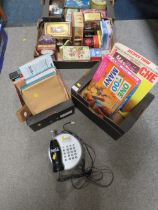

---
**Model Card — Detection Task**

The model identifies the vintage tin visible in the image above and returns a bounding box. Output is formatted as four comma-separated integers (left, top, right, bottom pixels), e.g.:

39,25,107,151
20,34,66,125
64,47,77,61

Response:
62,46,90,61
80,9,107,18
72,12,84,43
44,22,72,39
84,12,101,30
84,12,101,22
83,37,94,47
64,8,79,22
90,0,106,9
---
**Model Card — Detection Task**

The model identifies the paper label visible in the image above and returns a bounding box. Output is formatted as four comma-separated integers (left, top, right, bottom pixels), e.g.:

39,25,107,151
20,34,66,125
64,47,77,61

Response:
72,85,79,92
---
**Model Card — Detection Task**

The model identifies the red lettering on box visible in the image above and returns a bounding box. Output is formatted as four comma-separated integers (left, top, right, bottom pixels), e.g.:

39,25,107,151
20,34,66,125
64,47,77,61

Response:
140,57,151,65
128,49,141,59
139,67,158,83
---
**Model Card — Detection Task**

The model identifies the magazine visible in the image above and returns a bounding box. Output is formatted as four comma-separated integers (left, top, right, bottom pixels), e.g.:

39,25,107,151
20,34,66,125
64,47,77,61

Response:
82,55,140,117
111,43,158,112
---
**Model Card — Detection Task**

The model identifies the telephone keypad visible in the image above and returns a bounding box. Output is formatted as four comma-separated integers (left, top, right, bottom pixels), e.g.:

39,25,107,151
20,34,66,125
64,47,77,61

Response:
62,144,78,162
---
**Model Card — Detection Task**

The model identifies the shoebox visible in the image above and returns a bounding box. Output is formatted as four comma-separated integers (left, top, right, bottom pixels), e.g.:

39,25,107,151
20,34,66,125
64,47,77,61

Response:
9,68,75,131
71,63,155,140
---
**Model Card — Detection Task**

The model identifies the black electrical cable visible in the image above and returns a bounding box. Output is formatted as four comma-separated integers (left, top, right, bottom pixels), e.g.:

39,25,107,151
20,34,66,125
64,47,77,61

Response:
57,122,114,189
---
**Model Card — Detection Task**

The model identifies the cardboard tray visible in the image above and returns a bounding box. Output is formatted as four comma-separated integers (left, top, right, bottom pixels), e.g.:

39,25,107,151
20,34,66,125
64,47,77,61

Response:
35,0,115,69
35,18,100,69
9,70,75,131
71,63,155,140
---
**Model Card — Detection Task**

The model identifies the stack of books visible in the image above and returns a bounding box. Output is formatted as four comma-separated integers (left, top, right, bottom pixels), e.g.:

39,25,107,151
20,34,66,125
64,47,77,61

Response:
14,54,69,115
19,54,56,88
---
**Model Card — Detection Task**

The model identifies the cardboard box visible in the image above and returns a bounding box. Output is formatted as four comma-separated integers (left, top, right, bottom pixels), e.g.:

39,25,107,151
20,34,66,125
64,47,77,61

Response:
35,17,114,68
21,74,69,115
35,18,99,69
71,63,154,140
37,0,115,68
9,69,75,131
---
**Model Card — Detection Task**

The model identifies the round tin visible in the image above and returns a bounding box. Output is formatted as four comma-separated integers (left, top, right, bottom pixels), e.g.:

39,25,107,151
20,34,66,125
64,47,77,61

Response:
83,38,94,47
91,0,106,9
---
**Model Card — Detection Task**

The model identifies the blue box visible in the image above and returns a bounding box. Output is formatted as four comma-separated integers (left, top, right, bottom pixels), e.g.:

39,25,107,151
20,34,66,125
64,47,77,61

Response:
0,24,8,73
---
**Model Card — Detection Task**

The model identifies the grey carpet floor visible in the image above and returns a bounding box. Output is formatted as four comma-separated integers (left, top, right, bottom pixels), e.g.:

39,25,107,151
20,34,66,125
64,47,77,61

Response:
0,20,158,210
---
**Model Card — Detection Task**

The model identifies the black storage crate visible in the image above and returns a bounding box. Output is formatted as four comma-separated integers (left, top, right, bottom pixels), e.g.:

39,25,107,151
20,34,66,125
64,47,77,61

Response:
71,63,155,140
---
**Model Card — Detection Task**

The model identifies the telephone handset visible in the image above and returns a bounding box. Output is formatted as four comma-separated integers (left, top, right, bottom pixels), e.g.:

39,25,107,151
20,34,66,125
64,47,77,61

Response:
49,132,82,172
49,139,64,172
